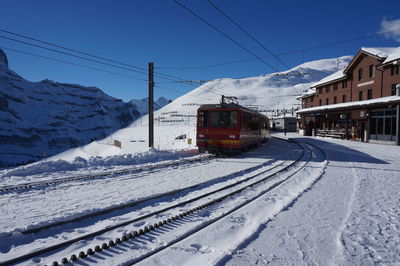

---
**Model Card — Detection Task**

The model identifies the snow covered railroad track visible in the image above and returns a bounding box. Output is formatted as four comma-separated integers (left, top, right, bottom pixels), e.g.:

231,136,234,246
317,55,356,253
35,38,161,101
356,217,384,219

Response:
0,155,213,194
0,139,324,266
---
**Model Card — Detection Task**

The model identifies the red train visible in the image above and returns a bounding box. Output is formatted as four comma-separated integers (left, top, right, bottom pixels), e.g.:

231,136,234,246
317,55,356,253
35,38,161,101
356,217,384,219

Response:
196,97,270,154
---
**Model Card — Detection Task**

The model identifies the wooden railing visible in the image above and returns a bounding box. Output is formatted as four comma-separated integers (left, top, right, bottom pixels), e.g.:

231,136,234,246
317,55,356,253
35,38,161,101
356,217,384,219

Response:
316,129,347,139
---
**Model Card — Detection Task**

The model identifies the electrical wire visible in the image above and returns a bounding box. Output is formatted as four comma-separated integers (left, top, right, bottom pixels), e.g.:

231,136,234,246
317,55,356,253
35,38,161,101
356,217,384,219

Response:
155,84,217,102
0,30,194,83
206,0,290,70
0,28,147,72
0,46,148,82
0,35,150,75
172,0,280,72
157,28,400,70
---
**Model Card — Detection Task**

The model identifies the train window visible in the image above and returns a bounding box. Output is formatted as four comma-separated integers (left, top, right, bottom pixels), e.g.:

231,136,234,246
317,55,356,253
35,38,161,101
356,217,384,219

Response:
228,111,238,127
210,111,238,128
198,111,208,128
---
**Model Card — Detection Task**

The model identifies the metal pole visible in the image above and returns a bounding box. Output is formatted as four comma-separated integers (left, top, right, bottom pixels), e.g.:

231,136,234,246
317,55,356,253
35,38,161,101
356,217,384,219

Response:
148,62,154,148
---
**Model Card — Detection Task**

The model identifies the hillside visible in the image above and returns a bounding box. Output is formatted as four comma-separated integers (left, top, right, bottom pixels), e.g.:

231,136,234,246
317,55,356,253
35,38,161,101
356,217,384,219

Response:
0,49,151,166
46,55,352,164
129,96,171,115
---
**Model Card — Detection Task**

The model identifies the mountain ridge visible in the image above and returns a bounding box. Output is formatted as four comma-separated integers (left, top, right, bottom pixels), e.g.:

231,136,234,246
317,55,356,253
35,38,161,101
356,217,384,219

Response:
0,49,170,166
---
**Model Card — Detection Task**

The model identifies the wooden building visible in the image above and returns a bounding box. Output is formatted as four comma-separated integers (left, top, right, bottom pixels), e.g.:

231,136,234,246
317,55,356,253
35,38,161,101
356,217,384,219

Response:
297,47,400,145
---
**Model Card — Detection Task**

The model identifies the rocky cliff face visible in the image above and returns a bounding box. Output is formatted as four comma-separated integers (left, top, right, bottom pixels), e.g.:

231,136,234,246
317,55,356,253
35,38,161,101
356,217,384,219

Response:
129,96,171,115
0,49,142,166
0,49,8,67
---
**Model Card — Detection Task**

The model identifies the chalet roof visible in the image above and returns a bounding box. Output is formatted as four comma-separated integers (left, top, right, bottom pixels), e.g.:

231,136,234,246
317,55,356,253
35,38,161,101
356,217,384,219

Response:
361,47,400,65
296,95,400,114
297,88,316,99
344,47,400,74
311,69,346,88
299,47,400,98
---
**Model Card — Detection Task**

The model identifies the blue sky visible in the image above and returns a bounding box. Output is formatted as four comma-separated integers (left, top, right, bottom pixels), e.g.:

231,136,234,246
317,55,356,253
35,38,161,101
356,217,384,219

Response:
1,0,400,101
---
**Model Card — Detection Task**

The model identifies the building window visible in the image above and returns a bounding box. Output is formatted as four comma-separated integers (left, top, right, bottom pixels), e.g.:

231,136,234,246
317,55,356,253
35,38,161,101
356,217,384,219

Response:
342,94,346,103
318,87,323,94
358,68,363,81
369,65,375,78
392,84,397,95
310,96,314,102
367,89,373,99
334,83,338,91
319,99,322,106
391,65,399,76
333,96,337,104
359,91,363,101
326,85,330,93
370,108,397,138
326,98,329,105
342,80,347,88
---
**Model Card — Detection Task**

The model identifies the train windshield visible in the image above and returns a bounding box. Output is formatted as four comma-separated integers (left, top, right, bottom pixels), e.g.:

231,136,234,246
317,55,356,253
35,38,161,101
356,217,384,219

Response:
210,110,238,128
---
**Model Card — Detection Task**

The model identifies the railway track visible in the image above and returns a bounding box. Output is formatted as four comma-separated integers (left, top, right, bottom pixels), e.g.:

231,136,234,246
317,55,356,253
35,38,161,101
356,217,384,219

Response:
1,138,324,266
0,154,213,193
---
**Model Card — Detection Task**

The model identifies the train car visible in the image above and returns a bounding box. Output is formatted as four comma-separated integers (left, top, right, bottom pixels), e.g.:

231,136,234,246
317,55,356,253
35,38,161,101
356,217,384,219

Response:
196,97,269,154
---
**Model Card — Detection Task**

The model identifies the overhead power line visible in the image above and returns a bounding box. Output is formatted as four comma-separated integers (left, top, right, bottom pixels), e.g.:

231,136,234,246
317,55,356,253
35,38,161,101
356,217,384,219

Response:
154,84,219,101
172,0,279,72
0,28,148,72
0,46,148,82
0,35,151,75
158,27,400,70
206,0,290,70
0,29,194,83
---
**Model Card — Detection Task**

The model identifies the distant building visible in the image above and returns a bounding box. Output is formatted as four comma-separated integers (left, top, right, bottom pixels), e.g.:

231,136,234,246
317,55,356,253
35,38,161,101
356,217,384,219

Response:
297,47,400,145
270,117,297,132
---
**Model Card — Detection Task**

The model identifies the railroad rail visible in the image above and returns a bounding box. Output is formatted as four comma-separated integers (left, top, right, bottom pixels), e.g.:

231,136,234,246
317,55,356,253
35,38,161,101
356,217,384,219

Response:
1,138,324,266
0,154,213,193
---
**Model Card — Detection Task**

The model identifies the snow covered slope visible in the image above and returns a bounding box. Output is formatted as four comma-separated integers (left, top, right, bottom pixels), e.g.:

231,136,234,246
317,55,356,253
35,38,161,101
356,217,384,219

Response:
48,56,351,164
129,96,171,115
0,49,143,166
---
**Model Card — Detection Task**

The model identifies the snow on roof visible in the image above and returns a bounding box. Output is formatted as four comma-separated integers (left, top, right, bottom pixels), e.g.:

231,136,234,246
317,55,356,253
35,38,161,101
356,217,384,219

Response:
361,47,400,64
296,95,400,114
297,88,316,99
311,69,346,88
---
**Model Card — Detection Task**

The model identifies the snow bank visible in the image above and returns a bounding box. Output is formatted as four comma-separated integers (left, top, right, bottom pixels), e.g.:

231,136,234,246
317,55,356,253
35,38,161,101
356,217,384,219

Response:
0,149,198,178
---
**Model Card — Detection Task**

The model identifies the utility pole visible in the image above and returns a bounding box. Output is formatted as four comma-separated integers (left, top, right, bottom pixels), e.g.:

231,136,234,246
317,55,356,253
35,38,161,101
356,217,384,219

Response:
148,62,154,148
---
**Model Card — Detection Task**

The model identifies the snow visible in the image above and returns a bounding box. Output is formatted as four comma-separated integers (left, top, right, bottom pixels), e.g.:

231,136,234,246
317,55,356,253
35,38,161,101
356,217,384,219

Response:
1,134,399,265
25,55,350,164
311,68,346,88
361,47,400,64
138,133,400,266
296,95,400,114
1,54,399,265
0,58,142,166
129,97,170,115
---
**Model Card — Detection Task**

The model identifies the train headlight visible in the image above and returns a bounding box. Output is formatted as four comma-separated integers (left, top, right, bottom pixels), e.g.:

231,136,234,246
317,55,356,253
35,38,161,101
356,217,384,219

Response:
198,134,205,138
229,135,236,139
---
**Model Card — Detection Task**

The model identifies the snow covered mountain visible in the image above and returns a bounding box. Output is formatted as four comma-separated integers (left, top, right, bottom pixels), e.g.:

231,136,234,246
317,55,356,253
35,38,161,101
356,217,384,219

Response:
46,55,352,164
129,96,171,115
0,49,144,166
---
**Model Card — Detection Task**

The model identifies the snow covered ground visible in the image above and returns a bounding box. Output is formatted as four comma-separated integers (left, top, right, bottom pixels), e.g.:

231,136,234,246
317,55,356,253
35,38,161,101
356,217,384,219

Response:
139,134,400,266
1,55,398,265
0,134,399,265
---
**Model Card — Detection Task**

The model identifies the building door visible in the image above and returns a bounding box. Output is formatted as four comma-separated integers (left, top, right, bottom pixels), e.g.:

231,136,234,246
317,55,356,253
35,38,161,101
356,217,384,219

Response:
369,108,396,141
360,122,366,142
